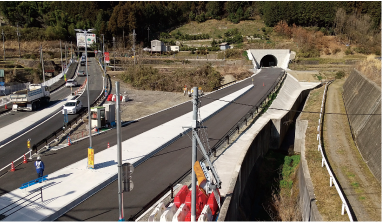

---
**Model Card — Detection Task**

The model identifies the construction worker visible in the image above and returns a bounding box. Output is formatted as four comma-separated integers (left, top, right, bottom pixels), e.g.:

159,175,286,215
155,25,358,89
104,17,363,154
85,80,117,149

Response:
183,85,187,96
35,156,45,179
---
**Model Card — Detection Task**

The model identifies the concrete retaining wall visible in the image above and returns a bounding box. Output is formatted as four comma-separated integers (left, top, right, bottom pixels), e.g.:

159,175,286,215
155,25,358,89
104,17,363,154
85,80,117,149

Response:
295,119,323,221
342,69,381,182
219,121,271,221
218,75,320,220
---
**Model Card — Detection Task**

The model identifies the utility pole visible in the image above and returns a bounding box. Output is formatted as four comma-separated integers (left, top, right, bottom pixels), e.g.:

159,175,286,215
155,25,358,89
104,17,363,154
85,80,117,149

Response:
191,86,198,222
113,36,115,71
116,81,124,221
2,29,5,61
147,27,150,45
17,24,20,58
60,40,63,74
123,29,125,49
131,29,136,65
65,42,67,71
41,44,45,84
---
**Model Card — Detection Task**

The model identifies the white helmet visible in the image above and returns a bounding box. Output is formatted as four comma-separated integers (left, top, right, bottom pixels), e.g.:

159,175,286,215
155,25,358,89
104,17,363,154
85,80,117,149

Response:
37,156,41,160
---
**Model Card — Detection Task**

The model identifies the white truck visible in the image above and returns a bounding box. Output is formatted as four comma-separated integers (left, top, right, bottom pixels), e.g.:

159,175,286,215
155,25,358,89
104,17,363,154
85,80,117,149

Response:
10,84,50,111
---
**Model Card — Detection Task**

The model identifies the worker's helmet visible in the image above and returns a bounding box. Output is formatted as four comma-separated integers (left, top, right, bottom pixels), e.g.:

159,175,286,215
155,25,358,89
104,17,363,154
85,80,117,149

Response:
37,156,41,160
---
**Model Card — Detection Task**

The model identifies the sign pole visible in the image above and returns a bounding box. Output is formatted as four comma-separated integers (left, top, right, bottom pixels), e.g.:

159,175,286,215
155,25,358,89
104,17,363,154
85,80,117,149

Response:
27,139,31,159
116,81,125,221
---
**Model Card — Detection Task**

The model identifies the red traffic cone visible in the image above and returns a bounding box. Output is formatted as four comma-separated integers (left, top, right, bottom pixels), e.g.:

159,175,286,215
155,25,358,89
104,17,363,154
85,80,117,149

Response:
5,104,7,110
10,161,15,172
107,142,110,148
68,136,71,146
263,82,265,87
23,154,27,164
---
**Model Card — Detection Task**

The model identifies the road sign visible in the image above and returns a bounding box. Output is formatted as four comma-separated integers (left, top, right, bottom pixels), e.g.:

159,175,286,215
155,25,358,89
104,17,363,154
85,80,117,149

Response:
88,148,94,169
104,52,110,63
94,50,97,54
27,139,30,149
0,82,4,86
123,162,134,192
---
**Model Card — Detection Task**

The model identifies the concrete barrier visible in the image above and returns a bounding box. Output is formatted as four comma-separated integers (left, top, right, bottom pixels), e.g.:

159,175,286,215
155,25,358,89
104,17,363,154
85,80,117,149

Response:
295,119,323,221
342,69,381,182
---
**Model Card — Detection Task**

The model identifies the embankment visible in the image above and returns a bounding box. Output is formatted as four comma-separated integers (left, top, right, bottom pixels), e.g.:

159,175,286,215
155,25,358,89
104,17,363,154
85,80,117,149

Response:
342,69,381,182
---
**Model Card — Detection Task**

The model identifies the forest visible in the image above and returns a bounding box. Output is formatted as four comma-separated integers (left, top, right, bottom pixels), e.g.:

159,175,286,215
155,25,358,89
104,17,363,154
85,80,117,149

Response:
0,1,380,43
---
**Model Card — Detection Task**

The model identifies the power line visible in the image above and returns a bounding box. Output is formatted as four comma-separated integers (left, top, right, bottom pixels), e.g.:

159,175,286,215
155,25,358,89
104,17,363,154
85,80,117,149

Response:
202,96,381,116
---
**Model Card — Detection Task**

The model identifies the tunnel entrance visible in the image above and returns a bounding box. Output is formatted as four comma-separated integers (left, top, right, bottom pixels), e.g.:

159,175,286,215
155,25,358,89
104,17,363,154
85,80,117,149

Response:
260,55,277,67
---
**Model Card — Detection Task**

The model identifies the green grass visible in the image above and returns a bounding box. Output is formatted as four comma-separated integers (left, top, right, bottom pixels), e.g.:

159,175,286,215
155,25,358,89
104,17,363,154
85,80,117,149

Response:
351,182,360,188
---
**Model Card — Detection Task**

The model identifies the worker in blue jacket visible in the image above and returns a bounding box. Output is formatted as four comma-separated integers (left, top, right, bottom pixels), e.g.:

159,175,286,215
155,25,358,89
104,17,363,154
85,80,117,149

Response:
35,156,45,179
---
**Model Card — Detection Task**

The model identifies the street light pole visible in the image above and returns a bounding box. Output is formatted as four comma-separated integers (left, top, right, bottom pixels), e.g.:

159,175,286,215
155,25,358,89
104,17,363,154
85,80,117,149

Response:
75,29,95,168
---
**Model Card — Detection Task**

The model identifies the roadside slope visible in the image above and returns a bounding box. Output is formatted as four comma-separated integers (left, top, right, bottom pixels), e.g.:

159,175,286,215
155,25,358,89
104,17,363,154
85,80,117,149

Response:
324,79,381,221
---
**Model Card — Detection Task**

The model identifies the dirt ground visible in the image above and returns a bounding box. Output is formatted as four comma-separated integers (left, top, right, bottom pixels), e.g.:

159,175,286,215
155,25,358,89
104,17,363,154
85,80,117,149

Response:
323,79,381,221
108,75,191,121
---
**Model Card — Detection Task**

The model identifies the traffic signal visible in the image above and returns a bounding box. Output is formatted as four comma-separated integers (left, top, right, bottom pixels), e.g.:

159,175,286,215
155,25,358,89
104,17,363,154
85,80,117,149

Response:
122,162,134,192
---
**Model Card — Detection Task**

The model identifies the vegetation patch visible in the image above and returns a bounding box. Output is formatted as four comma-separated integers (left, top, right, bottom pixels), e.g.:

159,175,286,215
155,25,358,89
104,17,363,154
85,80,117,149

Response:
121,64,222,92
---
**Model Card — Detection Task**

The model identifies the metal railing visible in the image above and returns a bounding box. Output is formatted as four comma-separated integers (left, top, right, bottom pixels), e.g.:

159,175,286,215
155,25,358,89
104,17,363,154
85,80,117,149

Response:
128,70,287,220
0,73,111,176
0,187,43,220
317,81,354,221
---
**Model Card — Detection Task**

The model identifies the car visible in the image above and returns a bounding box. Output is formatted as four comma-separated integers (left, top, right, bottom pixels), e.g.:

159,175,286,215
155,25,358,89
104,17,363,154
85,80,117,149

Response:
78,70,85,76
62,99,83,114
66,79,77,87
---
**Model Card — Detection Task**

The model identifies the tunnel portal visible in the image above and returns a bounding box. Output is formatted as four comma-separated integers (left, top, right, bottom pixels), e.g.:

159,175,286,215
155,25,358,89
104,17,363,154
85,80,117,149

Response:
260,55,278,67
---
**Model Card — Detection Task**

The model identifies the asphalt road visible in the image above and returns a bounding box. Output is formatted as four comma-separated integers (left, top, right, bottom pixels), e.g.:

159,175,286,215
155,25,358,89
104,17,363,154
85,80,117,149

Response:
0,58,103,170
0,68,284,221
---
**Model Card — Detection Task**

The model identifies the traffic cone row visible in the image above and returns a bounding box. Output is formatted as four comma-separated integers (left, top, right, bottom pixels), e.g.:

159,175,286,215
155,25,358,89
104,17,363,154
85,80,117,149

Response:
23,154,27,164
10,161,15,172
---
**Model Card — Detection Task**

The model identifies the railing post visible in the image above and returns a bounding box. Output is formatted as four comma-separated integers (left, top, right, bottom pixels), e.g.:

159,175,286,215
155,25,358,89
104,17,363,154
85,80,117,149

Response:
41,187,43,202
170,183,173,199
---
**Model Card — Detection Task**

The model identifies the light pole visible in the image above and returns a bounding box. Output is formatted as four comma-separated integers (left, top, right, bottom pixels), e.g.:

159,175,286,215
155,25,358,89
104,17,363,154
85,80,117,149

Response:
75,29,95,168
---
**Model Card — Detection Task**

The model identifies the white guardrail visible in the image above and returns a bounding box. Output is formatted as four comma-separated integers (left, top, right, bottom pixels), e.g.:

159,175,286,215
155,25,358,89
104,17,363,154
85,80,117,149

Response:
317,81,354,221
0,59,74,107
0,60,76,173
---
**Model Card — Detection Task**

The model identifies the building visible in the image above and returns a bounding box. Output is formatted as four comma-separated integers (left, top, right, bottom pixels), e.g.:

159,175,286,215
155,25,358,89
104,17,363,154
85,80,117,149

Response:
151,40,166,52
219,42,230,51
170,46,179,52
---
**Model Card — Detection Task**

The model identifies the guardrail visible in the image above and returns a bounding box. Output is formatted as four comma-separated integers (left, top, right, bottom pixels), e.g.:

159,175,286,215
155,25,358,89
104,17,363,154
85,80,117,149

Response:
213,80,236,91
317,81,354,221
0,73,111,177
129,70,287,220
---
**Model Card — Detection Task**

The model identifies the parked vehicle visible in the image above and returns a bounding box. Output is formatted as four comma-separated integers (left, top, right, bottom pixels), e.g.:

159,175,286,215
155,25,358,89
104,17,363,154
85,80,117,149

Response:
10,84,50,111
62,99,83,114
66,79,78,87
